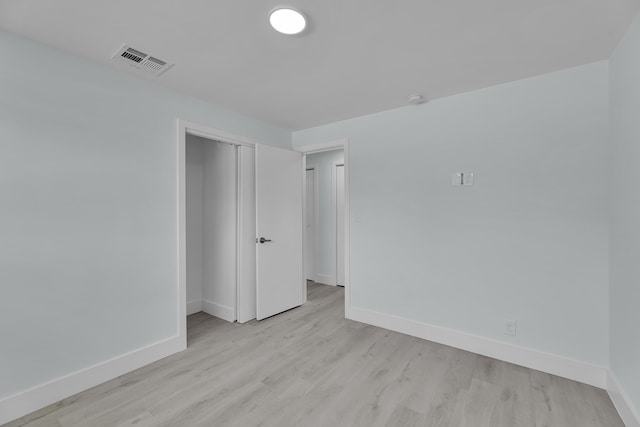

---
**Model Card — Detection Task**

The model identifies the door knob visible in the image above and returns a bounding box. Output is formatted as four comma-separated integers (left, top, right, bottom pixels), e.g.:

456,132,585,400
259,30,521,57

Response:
259,237,272,244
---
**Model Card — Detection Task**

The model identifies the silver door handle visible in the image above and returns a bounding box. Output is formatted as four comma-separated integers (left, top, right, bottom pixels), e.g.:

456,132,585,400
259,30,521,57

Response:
258,237,272,244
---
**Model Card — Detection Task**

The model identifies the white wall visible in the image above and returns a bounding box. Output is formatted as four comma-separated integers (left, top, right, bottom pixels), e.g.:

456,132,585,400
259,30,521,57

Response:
294,62,610,368
201,138,237,321
0,31,290,401
609,11,640,420
306,150,344,285
186,138,204,312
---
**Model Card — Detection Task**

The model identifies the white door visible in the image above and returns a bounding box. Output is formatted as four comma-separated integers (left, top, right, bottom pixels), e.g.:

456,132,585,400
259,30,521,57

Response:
305,169,315,281
336,164,345,286
256,144,304,320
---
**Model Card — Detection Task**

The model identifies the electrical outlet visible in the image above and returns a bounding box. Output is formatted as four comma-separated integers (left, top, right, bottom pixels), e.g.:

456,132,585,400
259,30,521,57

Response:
504,319,517,336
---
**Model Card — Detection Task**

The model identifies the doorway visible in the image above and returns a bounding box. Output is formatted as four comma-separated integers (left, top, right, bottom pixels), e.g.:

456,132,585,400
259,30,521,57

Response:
299,139,350,316
185,134,255,323
304,150,344,287
178,120,305,346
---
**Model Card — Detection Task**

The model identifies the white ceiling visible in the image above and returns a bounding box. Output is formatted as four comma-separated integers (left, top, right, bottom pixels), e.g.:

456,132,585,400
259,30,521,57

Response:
1,0,639,130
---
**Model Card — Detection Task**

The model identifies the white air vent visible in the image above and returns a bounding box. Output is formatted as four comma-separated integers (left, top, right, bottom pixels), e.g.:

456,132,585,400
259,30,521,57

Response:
112,44,174,76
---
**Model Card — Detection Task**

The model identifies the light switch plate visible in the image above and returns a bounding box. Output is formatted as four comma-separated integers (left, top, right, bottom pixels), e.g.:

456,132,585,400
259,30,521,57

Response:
463,172,474,186
452,172,473,186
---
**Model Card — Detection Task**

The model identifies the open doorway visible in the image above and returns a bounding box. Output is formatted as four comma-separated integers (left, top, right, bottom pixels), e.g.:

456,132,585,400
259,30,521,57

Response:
299,139,351,317
185,134,256,324
304,149,345,287
178,120,306,347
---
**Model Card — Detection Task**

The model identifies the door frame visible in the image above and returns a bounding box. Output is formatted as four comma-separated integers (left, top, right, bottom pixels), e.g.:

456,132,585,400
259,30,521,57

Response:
332,161,345,286
305,164,319,283
297,139,351,318
177,119,260,347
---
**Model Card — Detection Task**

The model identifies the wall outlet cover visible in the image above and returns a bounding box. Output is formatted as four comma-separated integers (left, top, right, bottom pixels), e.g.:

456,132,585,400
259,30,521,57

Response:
504,319,517,336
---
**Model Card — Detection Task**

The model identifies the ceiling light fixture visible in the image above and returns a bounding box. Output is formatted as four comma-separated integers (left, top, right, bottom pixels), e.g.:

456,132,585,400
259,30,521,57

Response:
269,8,307,35
408,94,426,105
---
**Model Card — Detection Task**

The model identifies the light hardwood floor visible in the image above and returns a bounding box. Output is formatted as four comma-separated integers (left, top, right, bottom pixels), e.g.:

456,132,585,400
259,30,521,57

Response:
6,283,624,427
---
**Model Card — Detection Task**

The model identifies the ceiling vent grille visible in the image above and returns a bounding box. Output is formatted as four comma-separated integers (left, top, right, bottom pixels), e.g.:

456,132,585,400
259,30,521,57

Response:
112,45,174,76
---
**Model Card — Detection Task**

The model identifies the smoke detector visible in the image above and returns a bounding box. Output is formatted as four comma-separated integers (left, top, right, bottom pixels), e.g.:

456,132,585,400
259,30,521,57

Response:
408,94,426,105
112,45,174,76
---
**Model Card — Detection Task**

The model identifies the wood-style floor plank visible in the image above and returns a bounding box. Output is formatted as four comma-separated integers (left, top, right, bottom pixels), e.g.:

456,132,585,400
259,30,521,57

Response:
4,283,624,427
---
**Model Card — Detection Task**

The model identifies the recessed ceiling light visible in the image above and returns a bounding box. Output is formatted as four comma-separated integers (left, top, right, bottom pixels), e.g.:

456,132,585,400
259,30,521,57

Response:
269,8,307,35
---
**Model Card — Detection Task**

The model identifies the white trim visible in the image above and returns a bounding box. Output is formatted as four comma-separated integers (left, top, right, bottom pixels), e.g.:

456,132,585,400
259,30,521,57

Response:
312,166,319,283
332,161,345,286
296,138,348,154
300,153,306,305
0,336,183,425
177,121,188,349
608,370,640,427
180,120,260,148
315,273,337,286
202,299,235,322
236,146,243,319
304,164,319,283
331,161,336,285
296,138,351,318
301,155,308,302
348,306,607,389
186,300,203,315
344,141,351,317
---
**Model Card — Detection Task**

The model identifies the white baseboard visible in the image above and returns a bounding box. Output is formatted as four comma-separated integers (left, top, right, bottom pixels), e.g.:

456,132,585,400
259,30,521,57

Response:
348,306,607,389
315,273,336,286
202,299,235,322
187,299,203,315
608,370,640,427
0,335,184,425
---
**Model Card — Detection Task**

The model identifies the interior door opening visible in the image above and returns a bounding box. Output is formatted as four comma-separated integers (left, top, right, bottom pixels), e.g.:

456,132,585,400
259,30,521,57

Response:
302,147,349,306
185,134,256,326
179,120,306,346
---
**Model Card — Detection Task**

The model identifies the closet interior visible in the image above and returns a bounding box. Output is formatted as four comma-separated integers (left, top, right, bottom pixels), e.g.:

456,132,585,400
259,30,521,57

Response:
185,134,256,323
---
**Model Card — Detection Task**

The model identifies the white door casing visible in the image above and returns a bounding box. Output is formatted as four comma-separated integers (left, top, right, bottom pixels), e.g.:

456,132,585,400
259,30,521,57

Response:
237,145,257,323
295,138,350,318
335,164,345,286
305,168,316,281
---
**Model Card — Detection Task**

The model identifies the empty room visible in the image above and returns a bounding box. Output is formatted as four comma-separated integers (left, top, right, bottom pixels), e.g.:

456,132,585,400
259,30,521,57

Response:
1,1,640,426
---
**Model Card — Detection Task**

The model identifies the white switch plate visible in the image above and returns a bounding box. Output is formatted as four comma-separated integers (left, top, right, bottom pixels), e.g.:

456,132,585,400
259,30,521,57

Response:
504,319,517,336
463,172,474,186
452,172,473,186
